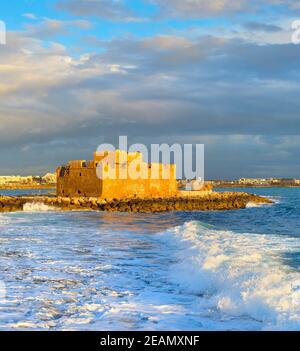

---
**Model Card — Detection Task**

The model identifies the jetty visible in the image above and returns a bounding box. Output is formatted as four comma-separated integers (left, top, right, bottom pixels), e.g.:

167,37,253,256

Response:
0,191,272,213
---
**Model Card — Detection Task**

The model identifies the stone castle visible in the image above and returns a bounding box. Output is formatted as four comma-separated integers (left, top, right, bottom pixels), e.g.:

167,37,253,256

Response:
56,150,179,199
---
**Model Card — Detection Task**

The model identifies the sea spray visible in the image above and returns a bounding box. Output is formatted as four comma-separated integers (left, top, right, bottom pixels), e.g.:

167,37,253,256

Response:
246,202,261,208
0,280,6,301
23,202,57,212
159,221,300,330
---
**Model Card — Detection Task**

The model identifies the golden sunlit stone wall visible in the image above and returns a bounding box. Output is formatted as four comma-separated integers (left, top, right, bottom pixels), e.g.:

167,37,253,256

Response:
56,150,178,199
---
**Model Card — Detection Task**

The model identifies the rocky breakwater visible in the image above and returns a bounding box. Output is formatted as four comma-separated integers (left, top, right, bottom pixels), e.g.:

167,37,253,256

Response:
0,192,272,213
0,196,27,212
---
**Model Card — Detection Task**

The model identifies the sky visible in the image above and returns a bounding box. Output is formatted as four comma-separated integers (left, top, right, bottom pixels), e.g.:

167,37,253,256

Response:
0,0,300,179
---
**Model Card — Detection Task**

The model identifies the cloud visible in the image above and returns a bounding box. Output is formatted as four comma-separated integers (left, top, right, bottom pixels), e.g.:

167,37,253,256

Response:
243,21,282,32
1,24,300,177
55,0,137,21
23,18,92,39
151,0,251,17
22,13,37,20
150,0,300,18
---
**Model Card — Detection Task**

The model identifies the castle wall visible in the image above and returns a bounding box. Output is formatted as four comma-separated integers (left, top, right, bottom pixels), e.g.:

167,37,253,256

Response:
56,167,102,197
57,151,179,199
100,178,178,199
56,165,178,199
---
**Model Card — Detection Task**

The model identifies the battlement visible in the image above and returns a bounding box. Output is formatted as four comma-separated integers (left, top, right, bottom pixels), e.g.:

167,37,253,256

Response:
94,150,142,165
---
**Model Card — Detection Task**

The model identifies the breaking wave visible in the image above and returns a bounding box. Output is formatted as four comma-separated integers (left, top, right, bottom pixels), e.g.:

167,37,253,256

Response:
0,280,6,300
23,202,56,212
246,202,262,208
160,221,300,330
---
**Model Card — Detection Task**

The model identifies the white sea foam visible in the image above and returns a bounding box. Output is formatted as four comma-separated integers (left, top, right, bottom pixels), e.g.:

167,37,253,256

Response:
1,206,299,331
246,202,261,208
247,197,276,208
159,221,300,330
23,202,56,212
0,280,6,300
268,196,282,204
0,214,8,224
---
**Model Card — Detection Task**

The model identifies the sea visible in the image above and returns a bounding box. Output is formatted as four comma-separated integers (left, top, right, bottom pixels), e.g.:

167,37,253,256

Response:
0,187,299,331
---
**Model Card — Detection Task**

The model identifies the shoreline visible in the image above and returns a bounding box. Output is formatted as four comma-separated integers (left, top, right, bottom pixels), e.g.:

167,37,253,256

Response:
0,192,273,213
214,185,300,189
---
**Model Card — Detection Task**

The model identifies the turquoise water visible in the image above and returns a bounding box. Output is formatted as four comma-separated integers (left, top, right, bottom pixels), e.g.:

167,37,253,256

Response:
0,187,299,330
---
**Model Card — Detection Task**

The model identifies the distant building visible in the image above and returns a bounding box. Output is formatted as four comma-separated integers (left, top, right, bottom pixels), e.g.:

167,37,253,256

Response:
279,178,300,186
211,177,300,188
42,173,57,184
238,178,268,185
268,178,281,184
0,175,34,185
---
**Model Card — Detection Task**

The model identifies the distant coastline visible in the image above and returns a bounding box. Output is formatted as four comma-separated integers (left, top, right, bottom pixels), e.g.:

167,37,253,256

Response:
212,183,300,189
2,176,300,191
0,173,56,191
180,178,300,189
213,184,300,189
0,184,56,190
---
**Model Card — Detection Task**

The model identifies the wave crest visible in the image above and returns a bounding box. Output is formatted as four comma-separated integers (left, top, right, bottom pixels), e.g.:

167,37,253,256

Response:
23,202,56,212
160,221,300,330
